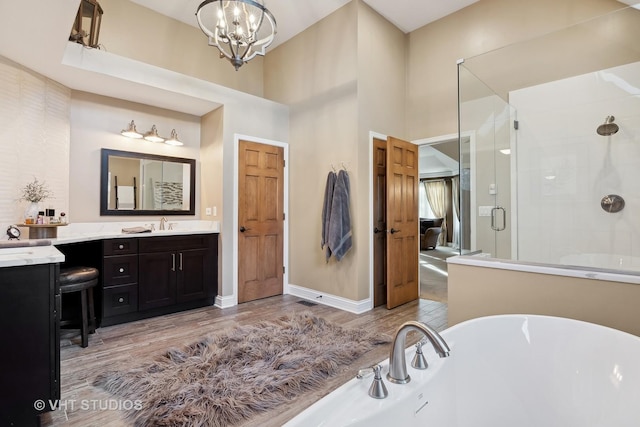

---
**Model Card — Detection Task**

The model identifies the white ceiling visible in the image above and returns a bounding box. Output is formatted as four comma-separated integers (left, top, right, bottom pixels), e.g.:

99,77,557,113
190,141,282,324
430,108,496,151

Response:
130,0,482,49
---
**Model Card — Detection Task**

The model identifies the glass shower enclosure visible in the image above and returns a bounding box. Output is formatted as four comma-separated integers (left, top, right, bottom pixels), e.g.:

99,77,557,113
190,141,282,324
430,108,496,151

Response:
458,5,640,273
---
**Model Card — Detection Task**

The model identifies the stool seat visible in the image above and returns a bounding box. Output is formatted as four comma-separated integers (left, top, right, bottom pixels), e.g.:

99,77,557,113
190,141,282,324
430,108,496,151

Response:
59,266,98,348
60,267,99,288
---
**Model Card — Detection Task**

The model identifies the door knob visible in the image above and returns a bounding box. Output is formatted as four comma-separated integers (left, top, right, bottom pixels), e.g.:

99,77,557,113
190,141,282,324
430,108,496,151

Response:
374,227,383,234
390,228,400,234
240,226,247,232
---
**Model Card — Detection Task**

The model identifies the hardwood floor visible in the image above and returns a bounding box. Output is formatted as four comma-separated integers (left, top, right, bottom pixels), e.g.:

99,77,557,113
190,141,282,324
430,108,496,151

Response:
42,295,447,427
419,246,457,303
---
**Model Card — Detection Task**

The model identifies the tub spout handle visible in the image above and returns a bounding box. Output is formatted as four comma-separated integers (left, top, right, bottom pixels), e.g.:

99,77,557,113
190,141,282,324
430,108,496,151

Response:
356,364,388,399
411,340,429,370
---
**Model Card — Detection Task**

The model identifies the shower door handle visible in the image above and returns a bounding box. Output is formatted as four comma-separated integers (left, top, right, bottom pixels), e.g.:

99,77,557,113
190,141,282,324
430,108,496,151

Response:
491,206,506,232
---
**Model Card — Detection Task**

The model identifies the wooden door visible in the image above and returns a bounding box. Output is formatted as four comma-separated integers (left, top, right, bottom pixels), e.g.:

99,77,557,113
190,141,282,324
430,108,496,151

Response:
386,136,419,309
373,138,387,307
238,140,284,303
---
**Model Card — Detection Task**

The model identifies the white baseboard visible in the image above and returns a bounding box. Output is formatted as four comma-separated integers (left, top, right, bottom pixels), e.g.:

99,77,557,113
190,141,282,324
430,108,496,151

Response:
214,294,236,309
287,284,371,314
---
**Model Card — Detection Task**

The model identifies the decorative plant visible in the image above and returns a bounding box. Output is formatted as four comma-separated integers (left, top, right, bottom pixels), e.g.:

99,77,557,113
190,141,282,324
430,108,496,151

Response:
20,177,53,203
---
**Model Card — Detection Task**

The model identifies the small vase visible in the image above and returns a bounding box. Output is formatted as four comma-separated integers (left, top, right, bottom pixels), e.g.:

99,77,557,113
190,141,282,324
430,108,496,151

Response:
24,202,39,223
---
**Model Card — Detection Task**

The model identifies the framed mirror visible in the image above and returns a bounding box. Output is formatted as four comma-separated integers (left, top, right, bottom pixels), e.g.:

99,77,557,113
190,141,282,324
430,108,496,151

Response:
100,149,196,216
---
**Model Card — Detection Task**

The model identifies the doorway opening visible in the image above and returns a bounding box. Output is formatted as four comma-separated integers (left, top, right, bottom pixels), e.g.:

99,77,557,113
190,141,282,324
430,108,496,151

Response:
415,135,461,304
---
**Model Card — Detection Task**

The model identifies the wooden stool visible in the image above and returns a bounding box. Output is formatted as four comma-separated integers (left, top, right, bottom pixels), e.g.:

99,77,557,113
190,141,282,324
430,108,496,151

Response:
59,266,98,348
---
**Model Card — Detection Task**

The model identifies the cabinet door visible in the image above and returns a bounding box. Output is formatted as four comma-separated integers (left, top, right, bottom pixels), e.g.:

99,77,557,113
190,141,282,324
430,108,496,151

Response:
176,248,212,303
0,264,59,423
138,252,176,310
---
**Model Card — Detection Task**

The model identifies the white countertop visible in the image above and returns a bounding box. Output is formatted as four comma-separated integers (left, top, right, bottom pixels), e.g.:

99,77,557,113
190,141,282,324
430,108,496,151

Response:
0,245,65,268
52,220,220,245
1,220,220,268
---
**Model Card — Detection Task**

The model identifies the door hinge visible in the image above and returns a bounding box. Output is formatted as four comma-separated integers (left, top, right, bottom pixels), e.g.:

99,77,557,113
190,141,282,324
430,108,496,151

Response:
514,120,519,130
283,266,286,274
283,159,286,167
283,212,286,220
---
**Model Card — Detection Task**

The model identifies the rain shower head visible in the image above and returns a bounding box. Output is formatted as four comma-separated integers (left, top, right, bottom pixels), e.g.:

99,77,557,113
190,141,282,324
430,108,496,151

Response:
597,116,619,136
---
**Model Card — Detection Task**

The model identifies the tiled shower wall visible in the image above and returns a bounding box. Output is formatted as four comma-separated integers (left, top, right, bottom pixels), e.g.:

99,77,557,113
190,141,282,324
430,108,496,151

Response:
0,56,70,231
510,61,640,269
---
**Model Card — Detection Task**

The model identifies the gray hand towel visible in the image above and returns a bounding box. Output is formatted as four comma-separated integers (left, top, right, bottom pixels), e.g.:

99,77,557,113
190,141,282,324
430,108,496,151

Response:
328,170,352,261
121,226,152,234
321,171,337,261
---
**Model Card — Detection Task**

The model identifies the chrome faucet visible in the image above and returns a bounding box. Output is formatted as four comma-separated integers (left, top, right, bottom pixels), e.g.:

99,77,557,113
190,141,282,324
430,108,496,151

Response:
159,217,168,230
387,320,450,384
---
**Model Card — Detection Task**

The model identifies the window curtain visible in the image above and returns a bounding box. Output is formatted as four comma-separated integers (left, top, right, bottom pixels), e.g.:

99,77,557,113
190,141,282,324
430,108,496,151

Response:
419,184,436,218
424,180,447,246
452,175,461,250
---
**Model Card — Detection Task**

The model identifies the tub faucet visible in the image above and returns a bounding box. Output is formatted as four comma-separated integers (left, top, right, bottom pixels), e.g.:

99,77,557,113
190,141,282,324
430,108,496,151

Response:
387,320,450,384
159,217,168,230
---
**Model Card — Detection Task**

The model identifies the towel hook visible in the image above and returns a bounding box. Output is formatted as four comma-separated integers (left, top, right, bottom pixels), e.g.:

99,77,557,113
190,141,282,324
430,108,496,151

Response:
341,162,348,171
331,164,337,172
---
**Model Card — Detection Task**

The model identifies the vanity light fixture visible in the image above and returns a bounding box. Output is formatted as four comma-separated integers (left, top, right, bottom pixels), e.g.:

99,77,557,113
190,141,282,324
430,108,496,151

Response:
121,120,143,139
143,125,164,143
164,129,184,146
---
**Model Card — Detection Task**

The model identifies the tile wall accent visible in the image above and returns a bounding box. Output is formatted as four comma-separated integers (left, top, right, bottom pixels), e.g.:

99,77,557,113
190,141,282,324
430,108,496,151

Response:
0,56,70,230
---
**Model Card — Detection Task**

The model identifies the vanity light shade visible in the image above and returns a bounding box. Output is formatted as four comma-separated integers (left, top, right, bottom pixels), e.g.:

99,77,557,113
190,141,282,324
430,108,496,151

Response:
121,120,143,139
164,129,184,146
144,125,164,143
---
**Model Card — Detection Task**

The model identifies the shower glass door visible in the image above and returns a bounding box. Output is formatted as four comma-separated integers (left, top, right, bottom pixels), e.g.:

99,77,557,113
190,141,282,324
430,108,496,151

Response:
458,62,514,259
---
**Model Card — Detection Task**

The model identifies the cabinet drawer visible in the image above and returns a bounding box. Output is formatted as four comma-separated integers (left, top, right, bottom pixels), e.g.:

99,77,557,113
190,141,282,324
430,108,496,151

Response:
103,284,138,317
103,255,138,286
139,235,212,253
104,238,138,256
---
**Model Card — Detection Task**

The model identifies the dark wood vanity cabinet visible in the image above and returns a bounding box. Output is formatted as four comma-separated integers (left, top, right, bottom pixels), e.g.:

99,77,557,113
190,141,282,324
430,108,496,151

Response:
138,235,214,310
101,233,217,326
102,238,139,319
0,263,60,426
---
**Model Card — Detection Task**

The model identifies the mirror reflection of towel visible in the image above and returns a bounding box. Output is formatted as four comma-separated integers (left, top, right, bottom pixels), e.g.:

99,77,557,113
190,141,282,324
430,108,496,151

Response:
118,186,135,209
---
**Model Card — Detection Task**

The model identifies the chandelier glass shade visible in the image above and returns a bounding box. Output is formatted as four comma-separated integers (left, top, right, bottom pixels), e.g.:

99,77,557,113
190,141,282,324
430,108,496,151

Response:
196,0,277,70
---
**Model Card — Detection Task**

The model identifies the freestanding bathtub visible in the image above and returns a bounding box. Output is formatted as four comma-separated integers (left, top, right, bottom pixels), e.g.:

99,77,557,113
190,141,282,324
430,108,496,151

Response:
284,315,640,427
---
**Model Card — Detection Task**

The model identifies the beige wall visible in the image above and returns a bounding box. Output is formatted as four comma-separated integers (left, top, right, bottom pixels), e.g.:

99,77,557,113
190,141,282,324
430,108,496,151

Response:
356,3,408,299
406,0,624,140
448,262,640,337
0,56,70,229
69,91,202,222
265,2,360,300
263,1,406,303
200,106,224,295
200,107,224,222
98,0,264,97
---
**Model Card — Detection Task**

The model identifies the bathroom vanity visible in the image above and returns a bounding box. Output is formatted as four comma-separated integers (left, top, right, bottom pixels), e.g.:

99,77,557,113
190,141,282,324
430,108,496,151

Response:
100,233,217,326
52,222,219,327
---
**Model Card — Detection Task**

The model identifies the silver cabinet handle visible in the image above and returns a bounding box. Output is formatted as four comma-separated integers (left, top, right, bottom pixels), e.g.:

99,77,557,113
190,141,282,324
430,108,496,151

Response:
119,244,124,250
118,297,124,303
179,253,183,271
171,253,176,272
119,267,125,273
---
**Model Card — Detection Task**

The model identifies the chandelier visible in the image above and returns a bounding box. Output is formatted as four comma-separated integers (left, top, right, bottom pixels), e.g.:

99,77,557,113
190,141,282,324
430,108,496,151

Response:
196,0,277,70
